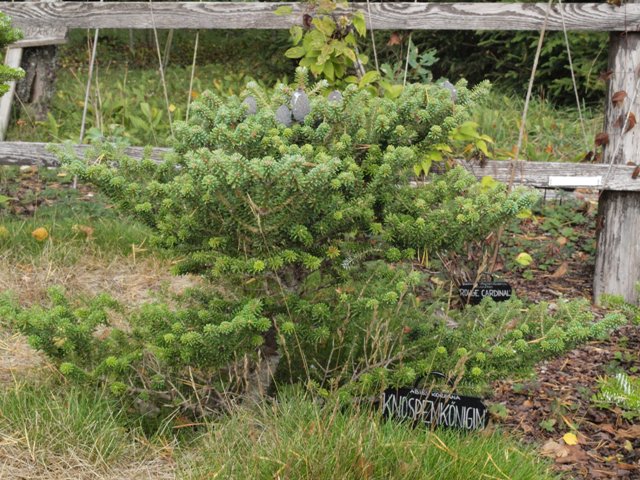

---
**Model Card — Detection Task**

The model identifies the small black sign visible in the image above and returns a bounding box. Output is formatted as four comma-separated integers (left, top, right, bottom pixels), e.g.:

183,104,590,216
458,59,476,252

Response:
381,387,488,431
459,281,512,305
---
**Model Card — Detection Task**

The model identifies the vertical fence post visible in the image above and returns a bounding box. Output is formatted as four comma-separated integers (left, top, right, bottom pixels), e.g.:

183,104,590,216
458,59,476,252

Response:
594,21,640,305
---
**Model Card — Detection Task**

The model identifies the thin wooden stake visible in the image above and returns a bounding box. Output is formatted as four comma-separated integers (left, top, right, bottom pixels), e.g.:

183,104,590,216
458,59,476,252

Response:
149,0,174,137
76,27,100,189
186,30,200,122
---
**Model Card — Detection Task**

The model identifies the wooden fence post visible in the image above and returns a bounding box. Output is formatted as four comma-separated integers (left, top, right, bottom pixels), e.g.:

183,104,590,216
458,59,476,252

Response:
594,23,640,305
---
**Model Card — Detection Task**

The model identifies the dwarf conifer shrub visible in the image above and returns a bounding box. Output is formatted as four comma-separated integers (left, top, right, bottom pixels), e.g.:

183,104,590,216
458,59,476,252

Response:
44,69,540,414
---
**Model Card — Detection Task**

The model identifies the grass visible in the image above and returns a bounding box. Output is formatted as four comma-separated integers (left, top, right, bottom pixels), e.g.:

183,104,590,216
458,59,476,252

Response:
0,166,157,263
178,388,557,480
0,379,557,480
6,28,605,163
0,382,175,479
473,92,603,162
7,29,293,146
0,383,135,465
0,167,202,306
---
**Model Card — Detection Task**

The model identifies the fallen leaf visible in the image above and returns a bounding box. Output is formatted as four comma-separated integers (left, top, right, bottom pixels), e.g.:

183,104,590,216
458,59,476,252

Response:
551,261,569,279
515,252,533,267
632,166,640,179
563,432,579,446
612,90,628,107
595,132,610,147
31,227,48,242
541,439,570,458
545,144,553,154
618,425,640,439
556,445,589,464
600,423,617,435
19,165,37,175
72,224,94,239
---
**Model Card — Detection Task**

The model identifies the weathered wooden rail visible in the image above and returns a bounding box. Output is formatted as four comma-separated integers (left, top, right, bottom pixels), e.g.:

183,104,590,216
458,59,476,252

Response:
2,141,638,192
1,1,639,304
2,2,639,31
0,142,168,167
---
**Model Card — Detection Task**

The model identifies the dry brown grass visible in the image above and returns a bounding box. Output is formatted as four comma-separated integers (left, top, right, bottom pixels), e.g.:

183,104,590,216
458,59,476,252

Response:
0,444,176,480
0,254,202,307
0,332,48,385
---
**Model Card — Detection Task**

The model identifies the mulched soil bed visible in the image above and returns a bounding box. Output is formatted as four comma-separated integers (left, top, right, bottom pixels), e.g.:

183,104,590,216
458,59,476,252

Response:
491,324,640,479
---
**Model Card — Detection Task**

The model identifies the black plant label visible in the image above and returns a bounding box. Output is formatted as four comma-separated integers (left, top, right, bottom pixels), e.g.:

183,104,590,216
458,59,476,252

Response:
381,387,488,430
459,281,512,305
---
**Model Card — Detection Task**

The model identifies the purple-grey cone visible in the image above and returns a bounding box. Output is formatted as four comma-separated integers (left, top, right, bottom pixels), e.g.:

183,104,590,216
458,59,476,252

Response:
291,89,311,122
327,90,343,103
243,96,258,115
275,105,292,127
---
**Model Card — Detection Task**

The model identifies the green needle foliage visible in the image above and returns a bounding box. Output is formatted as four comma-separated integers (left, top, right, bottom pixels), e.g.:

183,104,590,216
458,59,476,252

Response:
0,14,24,97
13,69,541,415
594,372,640,420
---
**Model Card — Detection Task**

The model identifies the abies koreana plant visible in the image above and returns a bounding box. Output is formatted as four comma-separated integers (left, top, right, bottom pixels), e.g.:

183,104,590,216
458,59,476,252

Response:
23,68,541,415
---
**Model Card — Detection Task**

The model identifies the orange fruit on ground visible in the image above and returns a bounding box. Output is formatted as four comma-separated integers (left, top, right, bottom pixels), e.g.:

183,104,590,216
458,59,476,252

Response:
31,227,49,241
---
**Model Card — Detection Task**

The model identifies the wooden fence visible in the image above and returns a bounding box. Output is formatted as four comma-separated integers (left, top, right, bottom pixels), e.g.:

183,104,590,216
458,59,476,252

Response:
2,2,639,30
1,1,639,303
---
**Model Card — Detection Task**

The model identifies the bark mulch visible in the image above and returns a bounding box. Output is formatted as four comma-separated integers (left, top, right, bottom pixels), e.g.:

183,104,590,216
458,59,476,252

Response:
491,324,640,479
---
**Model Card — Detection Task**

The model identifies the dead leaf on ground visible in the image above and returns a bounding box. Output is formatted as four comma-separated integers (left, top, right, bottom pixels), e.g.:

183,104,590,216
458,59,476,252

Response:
550,261,569,279
618,425,640,439
563,432,579,445
555,445,590,464
541,439,570,459
72,224,94,239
